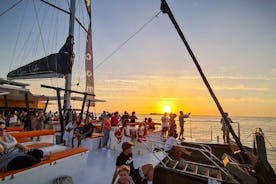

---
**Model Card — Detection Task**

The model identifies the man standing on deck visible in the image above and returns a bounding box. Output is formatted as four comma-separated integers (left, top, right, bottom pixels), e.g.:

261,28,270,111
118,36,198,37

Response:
178,111,191,140
112,141,154,184
220,112,233,144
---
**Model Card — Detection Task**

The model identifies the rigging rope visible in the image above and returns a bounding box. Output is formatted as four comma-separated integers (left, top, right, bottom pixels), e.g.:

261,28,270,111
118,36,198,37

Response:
0,0,24,17
264,135,276,151
33,0,54,87
76,0,85,86
9,0,29,71
94,10,162,71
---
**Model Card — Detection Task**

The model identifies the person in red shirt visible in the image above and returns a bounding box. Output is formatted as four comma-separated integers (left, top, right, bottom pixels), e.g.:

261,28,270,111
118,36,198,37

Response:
111,112,120,127
102,114,112,149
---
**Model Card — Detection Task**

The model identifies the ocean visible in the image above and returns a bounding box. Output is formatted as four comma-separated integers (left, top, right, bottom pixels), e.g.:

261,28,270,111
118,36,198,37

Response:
138,114,276,171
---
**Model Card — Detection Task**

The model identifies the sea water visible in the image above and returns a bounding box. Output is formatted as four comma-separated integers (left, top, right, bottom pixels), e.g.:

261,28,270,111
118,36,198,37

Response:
139,114,276,171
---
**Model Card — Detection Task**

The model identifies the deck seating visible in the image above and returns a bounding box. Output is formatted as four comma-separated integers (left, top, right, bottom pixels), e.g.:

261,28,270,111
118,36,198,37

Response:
0,147,89,183
6,127,24,132
9,129,55,143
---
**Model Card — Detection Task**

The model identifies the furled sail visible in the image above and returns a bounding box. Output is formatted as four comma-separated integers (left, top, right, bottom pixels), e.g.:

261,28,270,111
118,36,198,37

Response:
7,36,73,80
84,0,95,106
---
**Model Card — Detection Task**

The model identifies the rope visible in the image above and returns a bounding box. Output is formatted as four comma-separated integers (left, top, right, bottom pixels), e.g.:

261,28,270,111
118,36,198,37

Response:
9,0,29,71
264,135,276,151
94,10,162,71
33,0,54,87
242,133,253,142
0,0,24,17
76,0,85,85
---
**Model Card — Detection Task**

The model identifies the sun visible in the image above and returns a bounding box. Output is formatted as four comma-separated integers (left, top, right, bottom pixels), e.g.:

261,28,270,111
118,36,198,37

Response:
162,105,171,113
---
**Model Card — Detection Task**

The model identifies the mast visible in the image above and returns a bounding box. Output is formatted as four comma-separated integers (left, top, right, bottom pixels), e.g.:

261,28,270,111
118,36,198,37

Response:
64,0,76,110
160,0,245,152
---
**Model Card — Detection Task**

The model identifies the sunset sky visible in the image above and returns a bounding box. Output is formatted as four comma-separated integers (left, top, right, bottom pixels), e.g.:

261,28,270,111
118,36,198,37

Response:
0,0,275,117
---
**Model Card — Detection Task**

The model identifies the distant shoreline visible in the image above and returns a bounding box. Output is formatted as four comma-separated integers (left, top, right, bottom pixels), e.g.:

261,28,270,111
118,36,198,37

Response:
145,113,276,119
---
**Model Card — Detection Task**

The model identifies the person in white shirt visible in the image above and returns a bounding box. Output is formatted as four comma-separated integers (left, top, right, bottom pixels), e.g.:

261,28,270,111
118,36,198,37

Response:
164,131,192,160
161,112,169,139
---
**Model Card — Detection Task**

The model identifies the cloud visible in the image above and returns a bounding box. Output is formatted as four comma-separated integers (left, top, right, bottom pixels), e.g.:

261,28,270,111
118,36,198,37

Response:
223,97,276,103
213,85,270,92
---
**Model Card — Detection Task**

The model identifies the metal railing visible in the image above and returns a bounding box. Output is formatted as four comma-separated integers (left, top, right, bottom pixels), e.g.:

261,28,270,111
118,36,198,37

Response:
143,137,230,177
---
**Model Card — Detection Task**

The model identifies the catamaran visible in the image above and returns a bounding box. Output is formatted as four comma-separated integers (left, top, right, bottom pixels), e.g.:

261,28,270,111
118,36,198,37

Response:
1,0,275,183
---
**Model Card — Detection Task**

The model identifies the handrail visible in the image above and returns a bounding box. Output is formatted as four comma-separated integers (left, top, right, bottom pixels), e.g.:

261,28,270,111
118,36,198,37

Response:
144,138,230,177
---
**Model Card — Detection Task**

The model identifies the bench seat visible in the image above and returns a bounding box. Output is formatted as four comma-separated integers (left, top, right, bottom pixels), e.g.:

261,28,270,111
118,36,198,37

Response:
9,130,55,144
0,147,88,184
6,127,24,132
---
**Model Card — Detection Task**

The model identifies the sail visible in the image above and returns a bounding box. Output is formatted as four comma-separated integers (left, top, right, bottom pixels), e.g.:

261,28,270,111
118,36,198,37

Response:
7,36,73,80
84,0,95,106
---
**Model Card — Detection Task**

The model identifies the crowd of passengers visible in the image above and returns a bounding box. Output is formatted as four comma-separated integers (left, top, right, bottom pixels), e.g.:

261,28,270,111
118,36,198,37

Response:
0,110,49,130
61,110,157,148
0,109,188,184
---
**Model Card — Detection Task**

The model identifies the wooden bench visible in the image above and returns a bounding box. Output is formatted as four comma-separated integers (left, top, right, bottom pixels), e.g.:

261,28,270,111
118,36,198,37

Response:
0,147,89,183
6,126,24,132
25,142,54,149
9,129,55,143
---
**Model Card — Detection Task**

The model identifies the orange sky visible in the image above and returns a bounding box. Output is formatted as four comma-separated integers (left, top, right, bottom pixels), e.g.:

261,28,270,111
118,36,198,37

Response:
1,1,275,117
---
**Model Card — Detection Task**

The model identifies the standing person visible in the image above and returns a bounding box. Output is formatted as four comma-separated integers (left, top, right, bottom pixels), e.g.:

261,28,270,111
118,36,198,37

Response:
129,112,138,123
168,113,177,138
35,111,45,141
161,112,169,139
220,112,233,144
178,111,191,140
102,114,112,150
112,142,154,184
111,112,120,127
35,111,45,130
63,117,74,146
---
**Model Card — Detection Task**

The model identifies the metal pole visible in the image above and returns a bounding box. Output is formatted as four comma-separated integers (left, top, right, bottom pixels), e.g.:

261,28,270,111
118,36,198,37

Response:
211,126,213,142
4,95,8,114
43,99,49,113
190,120,192,140
64,0,76,110
79,94,87,124
238,122,240,140
85,100,91,123
24,92,31,131
57,89,64,139
160,0,244,152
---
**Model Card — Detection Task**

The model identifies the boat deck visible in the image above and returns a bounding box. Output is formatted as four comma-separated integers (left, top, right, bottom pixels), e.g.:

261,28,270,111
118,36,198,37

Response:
72,148,166,184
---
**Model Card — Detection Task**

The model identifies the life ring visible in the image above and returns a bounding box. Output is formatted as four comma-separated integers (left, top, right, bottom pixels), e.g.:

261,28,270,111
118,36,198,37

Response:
137,123,147,142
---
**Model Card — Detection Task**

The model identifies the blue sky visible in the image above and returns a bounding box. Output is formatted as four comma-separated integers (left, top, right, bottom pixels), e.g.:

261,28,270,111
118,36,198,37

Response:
0,0,275,116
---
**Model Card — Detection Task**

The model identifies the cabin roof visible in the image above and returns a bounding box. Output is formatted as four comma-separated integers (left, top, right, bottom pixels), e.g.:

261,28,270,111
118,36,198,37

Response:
0,78,29,87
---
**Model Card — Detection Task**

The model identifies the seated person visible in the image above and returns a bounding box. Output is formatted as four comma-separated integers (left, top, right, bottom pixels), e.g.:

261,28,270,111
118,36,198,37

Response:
115,165,135,184
71,122,94,148
0,122,43,171
112,142,154,184
164,131,192,160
